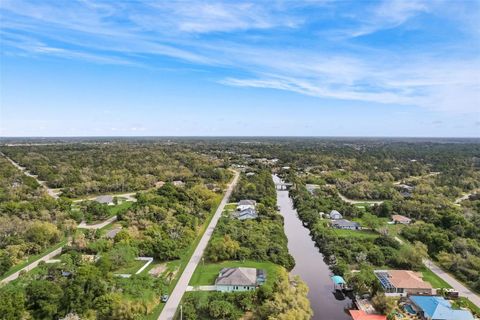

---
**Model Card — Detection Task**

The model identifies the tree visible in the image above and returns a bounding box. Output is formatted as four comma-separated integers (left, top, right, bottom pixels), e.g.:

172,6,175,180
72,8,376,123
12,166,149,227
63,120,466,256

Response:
258,269,312,320
206,235,240,262
105,244,137,269
0,285,26,320
0,251,13,276
372,293,396,314
26,280,63,319
208,300,239,320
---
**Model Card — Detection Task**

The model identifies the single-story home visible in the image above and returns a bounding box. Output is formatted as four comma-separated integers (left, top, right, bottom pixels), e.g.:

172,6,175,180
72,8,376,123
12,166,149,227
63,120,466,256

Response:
237,199,256,211
231,208,258,220
95,195,114,205
374,270,433,297
215,267,265,292
409,295,474,320
330,210,343,220
391,214,411,224
331,219,360,230
349,310,386,320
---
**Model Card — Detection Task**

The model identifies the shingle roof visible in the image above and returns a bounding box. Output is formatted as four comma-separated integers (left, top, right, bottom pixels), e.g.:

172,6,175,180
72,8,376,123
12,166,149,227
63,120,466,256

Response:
95,195,113,204
215,267,257,286
410,296,474,320
349,310,386,320
330,210,342,217
238,200,256,206
232,208,258,220
387,270,432,289
331,219,359,228
391,214,411,223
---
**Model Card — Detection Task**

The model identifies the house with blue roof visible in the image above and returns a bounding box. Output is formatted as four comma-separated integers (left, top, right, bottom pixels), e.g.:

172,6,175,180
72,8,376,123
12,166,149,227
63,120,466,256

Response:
409,295,474,320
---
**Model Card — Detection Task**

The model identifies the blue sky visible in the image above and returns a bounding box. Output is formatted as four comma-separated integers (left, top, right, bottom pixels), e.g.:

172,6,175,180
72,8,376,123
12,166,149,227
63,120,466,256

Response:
0,0,479,137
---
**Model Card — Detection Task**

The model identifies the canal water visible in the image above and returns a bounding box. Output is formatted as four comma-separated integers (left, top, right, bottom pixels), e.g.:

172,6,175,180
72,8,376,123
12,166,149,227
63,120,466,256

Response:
273,175,353,320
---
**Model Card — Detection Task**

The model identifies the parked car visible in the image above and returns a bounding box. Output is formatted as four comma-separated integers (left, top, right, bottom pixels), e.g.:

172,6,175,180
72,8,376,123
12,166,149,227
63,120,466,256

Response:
161,294,169,302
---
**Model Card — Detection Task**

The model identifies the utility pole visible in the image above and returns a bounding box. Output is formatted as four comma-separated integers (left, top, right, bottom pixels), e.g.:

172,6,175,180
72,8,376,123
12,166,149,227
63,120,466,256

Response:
180,304,183,320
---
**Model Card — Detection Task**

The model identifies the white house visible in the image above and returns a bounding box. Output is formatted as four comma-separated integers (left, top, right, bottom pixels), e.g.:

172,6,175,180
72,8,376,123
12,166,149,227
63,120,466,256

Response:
329,210,343,220
237,200,256,211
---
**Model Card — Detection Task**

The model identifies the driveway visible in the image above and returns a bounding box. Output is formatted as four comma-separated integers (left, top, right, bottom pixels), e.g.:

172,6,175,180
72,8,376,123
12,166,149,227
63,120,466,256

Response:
158,171,240,320
77,215,118,230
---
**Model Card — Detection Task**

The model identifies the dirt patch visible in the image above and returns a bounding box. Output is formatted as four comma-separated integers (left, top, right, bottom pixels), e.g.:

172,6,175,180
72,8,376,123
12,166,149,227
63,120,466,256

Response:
148,263,167,277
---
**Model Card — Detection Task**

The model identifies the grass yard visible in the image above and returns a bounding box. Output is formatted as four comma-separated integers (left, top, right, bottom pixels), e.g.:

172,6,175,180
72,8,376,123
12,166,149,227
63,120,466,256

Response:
108,201,132,215
189,260,281,287
420,267,452,289
333,228,379,239
453,297,480,316
115,259,147,275
224,203,237,211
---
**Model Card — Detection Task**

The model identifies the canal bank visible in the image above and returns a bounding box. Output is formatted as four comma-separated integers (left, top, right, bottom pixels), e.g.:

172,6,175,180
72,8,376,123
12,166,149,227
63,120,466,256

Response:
273,175,352,320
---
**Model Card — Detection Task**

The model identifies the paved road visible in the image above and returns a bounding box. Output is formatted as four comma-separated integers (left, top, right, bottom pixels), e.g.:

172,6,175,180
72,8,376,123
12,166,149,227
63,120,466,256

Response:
424,259,480,307
1,152,60,198
0,247,63,284
158,171,240,320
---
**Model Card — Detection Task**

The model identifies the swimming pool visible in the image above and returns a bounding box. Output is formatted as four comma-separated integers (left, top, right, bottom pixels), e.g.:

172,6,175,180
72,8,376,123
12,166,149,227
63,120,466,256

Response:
403,304,416,315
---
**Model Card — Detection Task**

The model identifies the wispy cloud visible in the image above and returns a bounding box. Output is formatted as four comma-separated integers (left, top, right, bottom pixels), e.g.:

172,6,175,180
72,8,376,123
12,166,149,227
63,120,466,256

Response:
346,0,428,37
1,0,479,114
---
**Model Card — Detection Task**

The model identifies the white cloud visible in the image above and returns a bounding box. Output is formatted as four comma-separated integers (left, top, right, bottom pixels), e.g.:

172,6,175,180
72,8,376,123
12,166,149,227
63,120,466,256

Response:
1,0,479,114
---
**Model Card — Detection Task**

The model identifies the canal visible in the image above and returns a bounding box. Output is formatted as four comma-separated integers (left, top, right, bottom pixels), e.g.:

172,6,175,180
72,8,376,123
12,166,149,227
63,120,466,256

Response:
273,175,353,320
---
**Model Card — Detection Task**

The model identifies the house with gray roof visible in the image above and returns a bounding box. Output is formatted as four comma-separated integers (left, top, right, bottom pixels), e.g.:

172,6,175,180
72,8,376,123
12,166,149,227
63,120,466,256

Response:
231,208,258,220
237,199,256,211
331,219,360,230
215,267,265,292
329,210,343,220
95,195,114,205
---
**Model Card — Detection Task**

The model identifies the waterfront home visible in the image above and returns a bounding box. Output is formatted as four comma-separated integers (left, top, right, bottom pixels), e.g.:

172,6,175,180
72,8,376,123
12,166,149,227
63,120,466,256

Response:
349,310,386,320
329,210,343,220
391,214,412,224
374,270,433,297
231,208,258,220
237,199,256,211
331,219,360,230
409,295,474,320
215,267,265,292
95,195,114,205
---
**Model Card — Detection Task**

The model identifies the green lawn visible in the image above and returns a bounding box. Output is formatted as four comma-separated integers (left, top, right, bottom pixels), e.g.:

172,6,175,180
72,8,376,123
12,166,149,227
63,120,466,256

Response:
189,260,281,287
108,201,133,215
115,259,147,275
420,267,452,288
453,297,480,316
333,228,379,239
224,203,237,211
